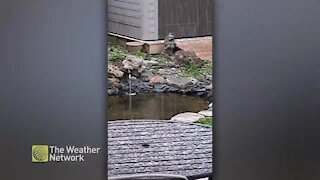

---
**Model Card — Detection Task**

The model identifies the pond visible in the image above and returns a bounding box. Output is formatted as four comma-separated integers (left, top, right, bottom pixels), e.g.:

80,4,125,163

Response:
108,93,209,120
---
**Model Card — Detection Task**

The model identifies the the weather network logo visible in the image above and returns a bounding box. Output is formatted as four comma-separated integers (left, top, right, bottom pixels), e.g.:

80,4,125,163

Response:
32,144,101,163
32,145,49,163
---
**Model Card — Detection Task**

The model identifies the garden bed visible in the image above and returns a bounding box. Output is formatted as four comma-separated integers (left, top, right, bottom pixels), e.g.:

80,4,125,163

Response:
107,44,213,101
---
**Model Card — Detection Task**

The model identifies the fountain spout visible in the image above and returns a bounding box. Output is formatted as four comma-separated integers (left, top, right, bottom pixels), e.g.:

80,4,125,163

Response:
126,69,136,96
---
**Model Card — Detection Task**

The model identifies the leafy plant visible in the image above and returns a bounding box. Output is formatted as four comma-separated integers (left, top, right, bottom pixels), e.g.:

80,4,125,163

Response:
108,45,127,62
181,62,212,79
151,54,169,63
131,51,148,60
182,63,212,79
197,117,213,126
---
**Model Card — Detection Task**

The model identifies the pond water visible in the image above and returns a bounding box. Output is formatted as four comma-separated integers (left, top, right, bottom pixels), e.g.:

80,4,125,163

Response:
108,93,209,120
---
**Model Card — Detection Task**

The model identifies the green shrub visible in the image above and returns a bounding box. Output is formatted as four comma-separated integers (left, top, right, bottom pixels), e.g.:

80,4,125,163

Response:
108,45,127,62
181,62,212,79
130,51,148,60
152,55,169,63
197,117,213,126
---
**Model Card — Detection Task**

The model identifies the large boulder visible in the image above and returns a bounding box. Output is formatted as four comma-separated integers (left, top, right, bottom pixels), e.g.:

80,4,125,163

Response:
170,112,205,123
205,83,213,91
198,110,212,117
172,50,203,66
157,68,181,78
122,55,145,73
149,75,166,85
153,84,169,92
108,77,120,87
108,64,124,78
140,70,154,82
143,59,159,68
166,77,198,89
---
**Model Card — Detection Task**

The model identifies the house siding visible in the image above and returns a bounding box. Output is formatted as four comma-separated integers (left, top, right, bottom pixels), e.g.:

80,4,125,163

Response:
108,0,212,40
158,0,213,39
108,0,158,40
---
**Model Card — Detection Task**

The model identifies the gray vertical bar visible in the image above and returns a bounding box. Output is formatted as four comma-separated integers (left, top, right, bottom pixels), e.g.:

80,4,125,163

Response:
215,0,320,179
0,0,107,179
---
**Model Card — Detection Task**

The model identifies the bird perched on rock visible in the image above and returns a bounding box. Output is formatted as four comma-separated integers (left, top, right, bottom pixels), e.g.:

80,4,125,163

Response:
164,32,181,56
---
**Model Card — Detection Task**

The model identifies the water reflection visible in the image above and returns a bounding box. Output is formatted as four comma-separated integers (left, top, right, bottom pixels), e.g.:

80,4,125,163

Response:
108,93,209,120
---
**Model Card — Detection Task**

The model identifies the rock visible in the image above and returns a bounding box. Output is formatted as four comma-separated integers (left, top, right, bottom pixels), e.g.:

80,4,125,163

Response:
149,75,166,85
170,112,205,123
115,83,124,90
157,68,180,77
108,88,118,95
132,79,154,92
122,84,129,92
108,78,120,87
122,55,145,73
193,87,206,92
162,61,177,68
166,77,198,89
172,50,203,66
197,91,205,96
153,84,169,92
129,76,137,81
130,70,141,78
168,86,179,92
136,82,153,91
205,75,212,81
143,60,159,68
205,83,212,90
198,110,212,117
108,64,124,78
150,57,159,61
141,70,154,82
